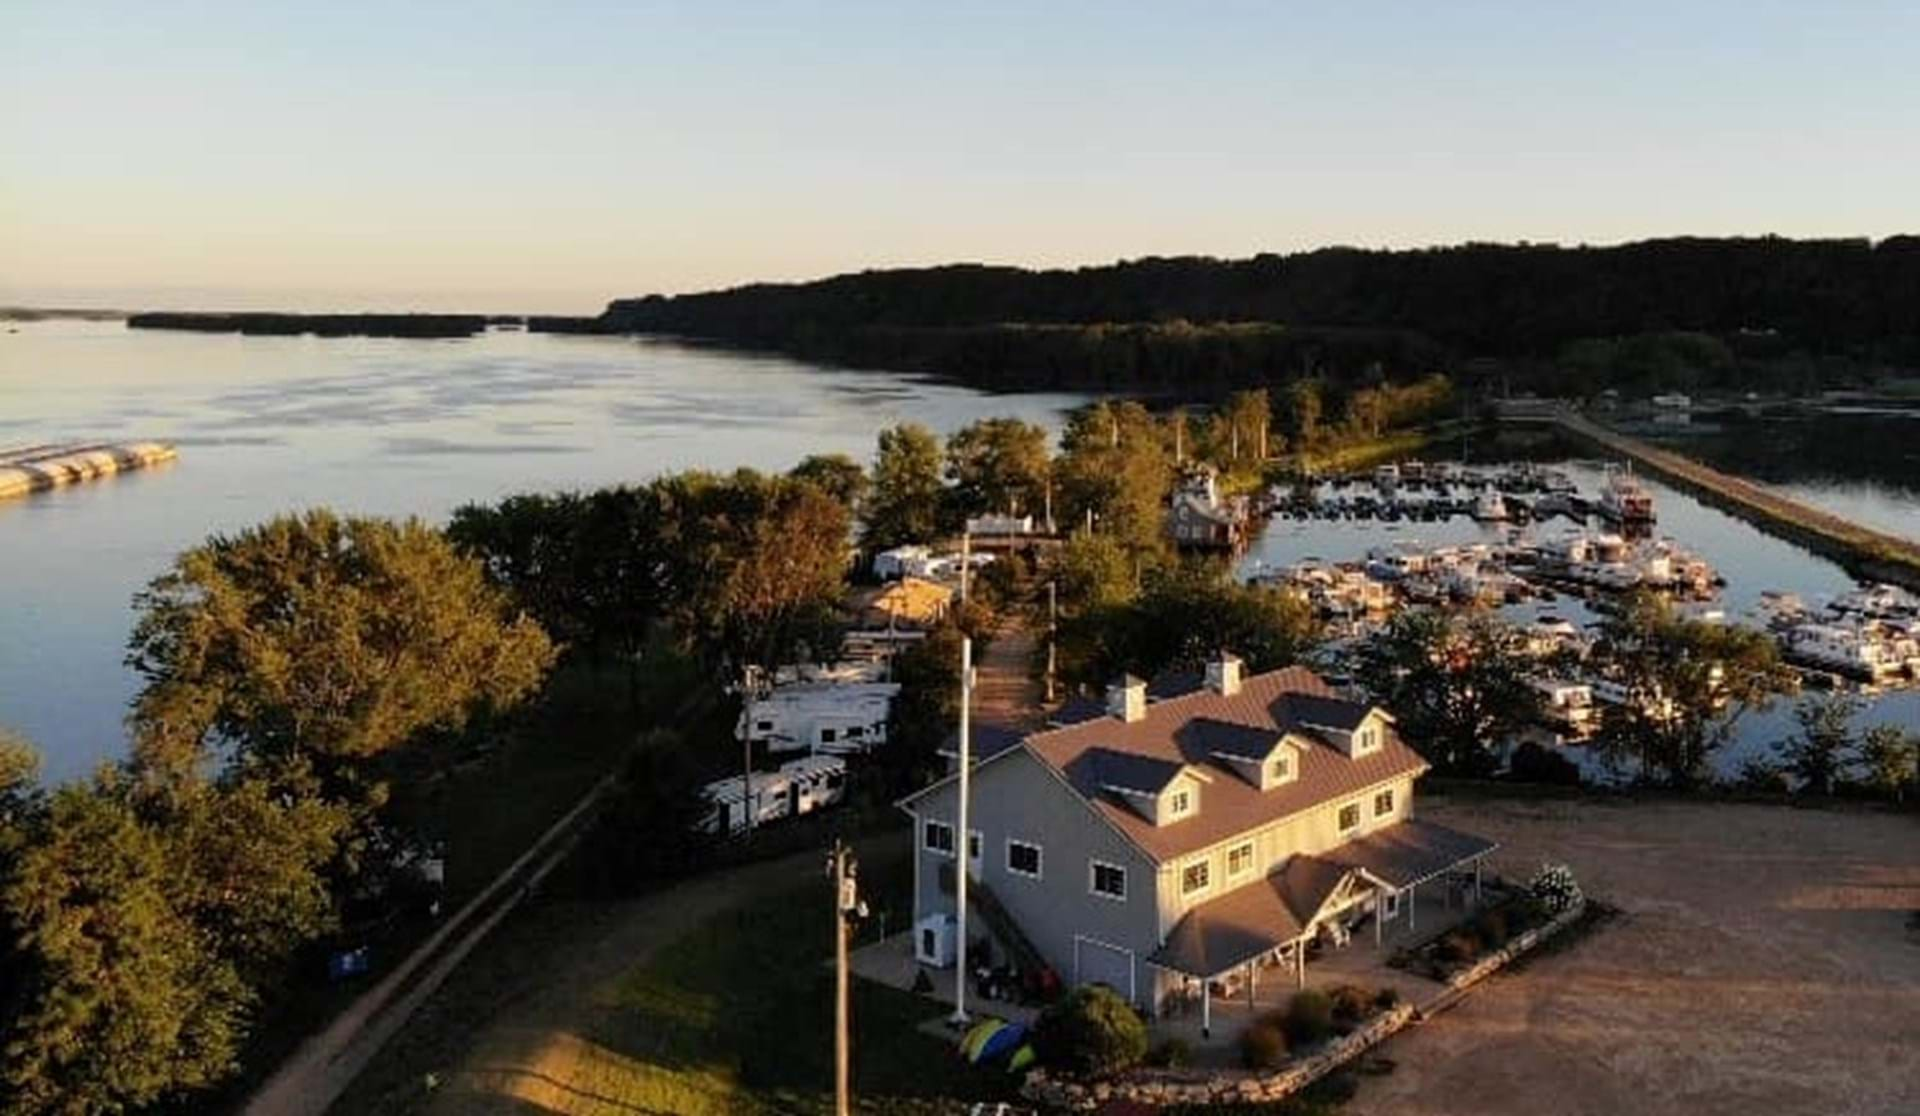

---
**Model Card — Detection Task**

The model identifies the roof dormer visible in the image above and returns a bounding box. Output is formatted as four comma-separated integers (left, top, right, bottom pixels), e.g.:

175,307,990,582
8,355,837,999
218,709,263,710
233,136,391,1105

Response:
1189,717,1308,791
1284,694,1393,760
1087,747,1210,826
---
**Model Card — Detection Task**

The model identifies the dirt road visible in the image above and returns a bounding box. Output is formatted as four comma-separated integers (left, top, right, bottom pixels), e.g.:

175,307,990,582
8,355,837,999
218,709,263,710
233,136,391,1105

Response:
1356,797,1920,1116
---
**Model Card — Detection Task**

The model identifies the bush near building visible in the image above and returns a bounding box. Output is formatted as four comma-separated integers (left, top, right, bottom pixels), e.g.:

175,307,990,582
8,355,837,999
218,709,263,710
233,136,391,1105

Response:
1032,985,1149,1077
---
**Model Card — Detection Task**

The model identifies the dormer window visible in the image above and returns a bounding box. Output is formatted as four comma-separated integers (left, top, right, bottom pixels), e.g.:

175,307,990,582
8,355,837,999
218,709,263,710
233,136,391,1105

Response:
1268,753,1291,781
1168,789,1193,819
1355,724,1381,755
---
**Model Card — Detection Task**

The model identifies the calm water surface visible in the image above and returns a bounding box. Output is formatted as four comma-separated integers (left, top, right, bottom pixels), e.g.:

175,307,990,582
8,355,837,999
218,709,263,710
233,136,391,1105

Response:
0,321,1090,781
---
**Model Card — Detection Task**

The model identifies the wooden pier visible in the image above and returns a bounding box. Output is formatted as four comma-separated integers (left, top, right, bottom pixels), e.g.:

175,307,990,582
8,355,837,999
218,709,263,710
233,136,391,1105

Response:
1514,406,1920,591
0,441,178,501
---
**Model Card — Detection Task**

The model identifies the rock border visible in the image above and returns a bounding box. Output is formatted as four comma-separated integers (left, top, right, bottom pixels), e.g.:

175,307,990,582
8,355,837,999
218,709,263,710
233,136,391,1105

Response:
1023,900,1588,1110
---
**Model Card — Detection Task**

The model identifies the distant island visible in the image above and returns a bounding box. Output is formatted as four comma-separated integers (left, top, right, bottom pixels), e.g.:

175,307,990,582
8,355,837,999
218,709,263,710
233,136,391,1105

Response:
536,235,1920,396
127,311,502,338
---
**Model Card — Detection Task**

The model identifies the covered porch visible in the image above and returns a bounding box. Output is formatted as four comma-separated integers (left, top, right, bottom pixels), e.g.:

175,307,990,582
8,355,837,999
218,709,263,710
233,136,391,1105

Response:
1146,819,1497,1043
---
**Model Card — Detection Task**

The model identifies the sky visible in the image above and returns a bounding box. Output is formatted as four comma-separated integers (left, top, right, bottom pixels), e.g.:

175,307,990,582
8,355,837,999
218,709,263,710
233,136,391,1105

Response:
3,1,1917,315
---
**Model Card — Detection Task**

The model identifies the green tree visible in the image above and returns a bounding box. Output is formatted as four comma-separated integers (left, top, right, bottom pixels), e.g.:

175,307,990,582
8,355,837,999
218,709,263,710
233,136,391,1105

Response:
1221,389,1272,467
128,509,557,780
1055,401,1173,553
1355,611,1541,776
789,453,868,512
1284,379,1324,447
1590,594,1794,785
1032,985,1148,1077
1052,532,1138,614
1060,564,1317,689
574,729,715,894
866,424,945,549
1855,723,1919,803
1,779,251,1114
1775,692,1861,795
944,417,1051,520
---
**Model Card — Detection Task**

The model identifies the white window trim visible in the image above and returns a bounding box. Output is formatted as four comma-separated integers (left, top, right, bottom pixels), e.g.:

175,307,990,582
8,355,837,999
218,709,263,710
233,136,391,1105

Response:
1226,841,1256,880
1180,857,1213,899
1383,890,1401,918
1006,837,1043,880
1337,800,1362,835
924,819,955,858
1089,859,1128,901
1166,788,1193,819
1373,788,1395,818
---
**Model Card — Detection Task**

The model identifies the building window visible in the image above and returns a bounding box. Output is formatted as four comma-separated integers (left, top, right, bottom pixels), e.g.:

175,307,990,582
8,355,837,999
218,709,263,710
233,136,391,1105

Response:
1227,842,1255,878
1181,860,1211,896
1373,789,1394,818
847,725,864,738
1383,891,1400,918
1356,725,1380,754
968,831,981,860
924,820,954,855
1268,753,1290,781
1167,789,1193,819
820,727,837,743
1007,840,1042,879
1338,802,1361,833
1091,860,1127,900
755,720,773,732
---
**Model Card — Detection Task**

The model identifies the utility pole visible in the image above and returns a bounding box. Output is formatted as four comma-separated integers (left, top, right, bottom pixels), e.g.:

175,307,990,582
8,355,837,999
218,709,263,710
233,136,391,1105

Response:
959,531,971,606
1045,581,1058,703
742,668,758,837
828,840,867,1116
1044,477,1054,535
950,635,974,1027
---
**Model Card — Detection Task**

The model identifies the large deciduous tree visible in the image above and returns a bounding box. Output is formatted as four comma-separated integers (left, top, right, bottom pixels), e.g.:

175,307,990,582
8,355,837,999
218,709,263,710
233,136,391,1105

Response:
128,509,556,778
789,452,869,513
1590,593,1793,785
866,423,945,549
1355,610,1541,776
944,417,1051,520
1055,401,1173,553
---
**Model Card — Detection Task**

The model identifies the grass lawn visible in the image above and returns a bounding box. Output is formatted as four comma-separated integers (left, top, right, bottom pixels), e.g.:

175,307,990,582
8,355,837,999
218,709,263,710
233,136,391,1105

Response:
544,848,1010,1115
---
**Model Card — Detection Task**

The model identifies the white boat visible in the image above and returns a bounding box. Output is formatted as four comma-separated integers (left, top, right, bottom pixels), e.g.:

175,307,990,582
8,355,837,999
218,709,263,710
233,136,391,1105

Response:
1780,621,1909,681
1470,490,1509,521
1372,463,1401,489
1599,465,1656,523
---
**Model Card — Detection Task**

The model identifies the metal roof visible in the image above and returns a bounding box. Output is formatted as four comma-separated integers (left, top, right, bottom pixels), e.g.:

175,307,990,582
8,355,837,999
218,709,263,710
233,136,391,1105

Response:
1325,818,1499,889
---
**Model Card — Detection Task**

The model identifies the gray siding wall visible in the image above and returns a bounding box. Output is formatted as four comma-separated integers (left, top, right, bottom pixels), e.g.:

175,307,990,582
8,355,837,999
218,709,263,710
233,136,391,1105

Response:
908,748,1160,1002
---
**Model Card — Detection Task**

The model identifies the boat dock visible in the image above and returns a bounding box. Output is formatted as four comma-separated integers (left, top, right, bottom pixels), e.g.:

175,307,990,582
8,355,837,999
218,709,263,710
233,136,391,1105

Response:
0,441,179,501
1510,406,1920,591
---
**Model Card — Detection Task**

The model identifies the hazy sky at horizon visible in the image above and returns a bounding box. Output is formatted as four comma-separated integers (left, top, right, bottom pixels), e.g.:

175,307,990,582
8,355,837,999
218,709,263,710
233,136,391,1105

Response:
4,1,1917,314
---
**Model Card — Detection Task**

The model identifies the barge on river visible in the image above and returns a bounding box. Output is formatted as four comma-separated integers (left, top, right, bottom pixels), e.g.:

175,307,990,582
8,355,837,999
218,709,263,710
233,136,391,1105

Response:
0,441,178,501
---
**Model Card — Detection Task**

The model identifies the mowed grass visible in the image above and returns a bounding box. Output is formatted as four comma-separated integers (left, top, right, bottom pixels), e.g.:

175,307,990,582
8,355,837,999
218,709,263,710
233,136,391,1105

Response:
560,858,1010,1114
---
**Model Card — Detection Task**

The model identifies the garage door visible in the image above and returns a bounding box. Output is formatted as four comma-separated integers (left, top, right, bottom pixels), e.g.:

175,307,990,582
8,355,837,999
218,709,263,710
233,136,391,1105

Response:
1073,936,1136,1004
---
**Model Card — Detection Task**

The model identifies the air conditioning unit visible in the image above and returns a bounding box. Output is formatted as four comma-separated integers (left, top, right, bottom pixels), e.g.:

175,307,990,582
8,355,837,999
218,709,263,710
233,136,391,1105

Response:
914,912,957,968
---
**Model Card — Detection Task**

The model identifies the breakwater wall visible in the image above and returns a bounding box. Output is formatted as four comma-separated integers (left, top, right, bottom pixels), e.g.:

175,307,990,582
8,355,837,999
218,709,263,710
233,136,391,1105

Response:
1523,408,1920,591
0,442,178,501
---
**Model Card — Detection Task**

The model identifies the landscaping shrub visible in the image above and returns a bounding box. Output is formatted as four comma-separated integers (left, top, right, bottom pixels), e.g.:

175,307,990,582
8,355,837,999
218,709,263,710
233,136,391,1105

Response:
1239,1021,1288,1069
1528,862,1584,915
1327,984,1375,1028
1282,988,1334,1046
1372,986,1400,1010
1147,1037,1193,1069
1509,740,1583,786
1477,909,1510,949
1032,985,1149,1077
1435,930,1480,965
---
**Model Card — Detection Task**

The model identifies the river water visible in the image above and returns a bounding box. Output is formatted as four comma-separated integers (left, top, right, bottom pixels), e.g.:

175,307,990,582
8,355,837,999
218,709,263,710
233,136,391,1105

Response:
0,321,1090,781
4,321,1918,782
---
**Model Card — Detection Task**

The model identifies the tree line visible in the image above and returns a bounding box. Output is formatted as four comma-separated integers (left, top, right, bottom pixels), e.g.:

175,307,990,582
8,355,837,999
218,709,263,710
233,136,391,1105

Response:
561,237,1920,393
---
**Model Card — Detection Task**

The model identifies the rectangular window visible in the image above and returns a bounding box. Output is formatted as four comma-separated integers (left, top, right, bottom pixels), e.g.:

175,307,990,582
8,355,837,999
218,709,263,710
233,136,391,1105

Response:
846,725,864,737
820,727,837,743
968,831,981,860
924,820,954,855
1356,726,1379,754
1373,789,1394,818
1268,753,1290,781
1091,860,1127,900
1007,839,1042,879
1181,860,1211,896
1227,842,1255,878
1338,803,1361,833
1167,789,1192,818
755,720,773,732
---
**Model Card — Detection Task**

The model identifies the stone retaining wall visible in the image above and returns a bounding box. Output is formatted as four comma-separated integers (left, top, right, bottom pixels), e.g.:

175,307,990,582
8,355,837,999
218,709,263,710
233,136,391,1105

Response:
1023,900,1589,1111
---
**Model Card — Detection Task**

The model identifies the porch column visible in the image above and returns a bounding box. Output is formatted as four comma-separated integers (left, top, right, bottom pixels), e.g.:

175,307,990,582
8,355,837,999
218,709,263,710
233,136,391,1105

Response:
1295,943,1305,989
1474,861,1483,905
1375,887,1386,947
1409,881,1418,932
1247,960,1257,1006
1201,977,1211,1038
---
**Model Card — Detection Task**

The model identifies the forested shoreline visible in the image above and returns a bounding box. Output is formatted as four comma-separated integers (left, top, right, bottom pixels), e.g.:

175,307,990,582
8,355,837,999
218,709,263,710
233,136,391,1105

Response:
539,236,1920,395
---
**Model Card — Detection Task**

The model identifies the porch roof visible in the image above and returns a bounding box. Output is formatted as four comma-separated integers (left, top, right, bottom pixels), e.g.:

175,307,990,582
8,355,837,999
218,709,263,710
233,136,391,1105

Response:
1146,873,1308,980
1325,818,1498,890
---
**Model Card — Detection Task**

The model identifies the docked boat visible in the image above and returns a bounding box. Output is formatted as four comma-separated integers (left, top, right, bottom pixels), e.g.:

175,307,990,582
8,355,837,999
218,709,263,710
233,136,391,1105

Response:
1779,620,1913,682
1598,465,1656,523
1470,490,1509,522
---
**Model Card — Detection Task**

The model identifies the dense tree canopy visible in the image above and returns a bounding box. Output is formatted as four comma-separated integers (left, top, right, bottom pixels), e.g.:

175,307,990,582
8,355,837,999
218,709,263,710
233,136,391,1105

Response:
128,510,556,779
585,238,1920,392
866,423,946,549
944,417,1051,521
1058,563,1317,688
1355,610,1541,777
